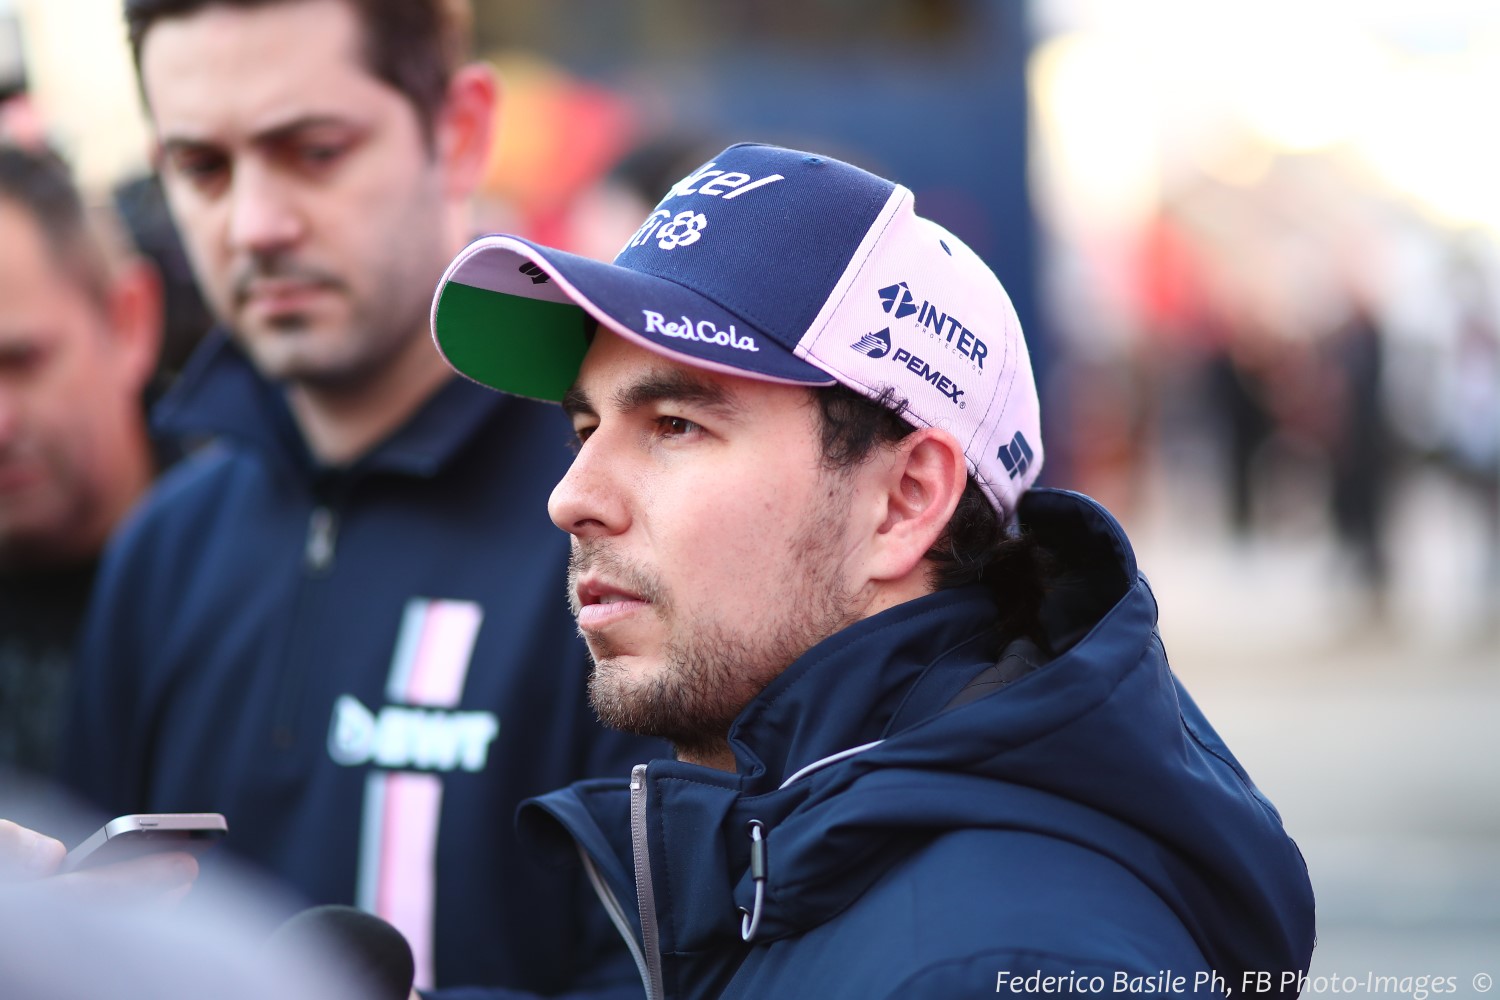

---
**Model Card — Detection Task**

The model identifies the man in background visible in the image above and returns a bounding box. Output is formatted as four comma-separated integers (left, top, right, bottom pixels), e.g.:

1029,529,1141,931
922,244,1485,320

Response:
59,0,657,993
0,144,162,777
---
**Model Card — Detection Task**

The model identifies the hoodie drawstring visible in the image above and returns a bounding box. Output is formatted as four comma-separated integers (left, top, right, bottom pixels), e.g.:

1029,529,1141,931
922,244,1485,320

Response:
739,820,767,942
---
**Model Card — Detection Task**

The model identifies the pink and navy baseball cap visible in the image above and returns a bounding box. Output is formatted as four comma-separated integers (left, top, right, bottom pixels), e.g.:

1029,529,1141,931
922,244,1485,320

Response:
431,142,1043,519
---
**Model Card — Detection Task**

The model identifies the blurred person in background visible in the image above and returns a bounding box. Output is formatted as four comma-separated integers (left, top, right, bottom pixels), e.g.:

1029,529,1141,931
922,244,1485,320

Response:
111,171,217,405
1440,247,1500,633
0,143,162,778
1322,298,1393,617
56,0,660,994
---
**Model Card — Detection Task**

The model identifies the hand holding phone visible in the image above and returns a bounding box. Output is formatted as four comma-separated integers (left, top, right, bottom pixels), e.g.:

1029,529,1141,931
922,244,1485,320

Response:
0,819,66,882
62,813,227,874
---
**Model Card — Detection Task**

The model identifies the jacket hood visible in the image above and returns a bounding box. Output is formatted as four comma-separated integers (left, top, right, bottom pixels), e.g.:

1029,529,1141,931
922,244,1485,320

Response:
152,332,507,481
521,489,1316,996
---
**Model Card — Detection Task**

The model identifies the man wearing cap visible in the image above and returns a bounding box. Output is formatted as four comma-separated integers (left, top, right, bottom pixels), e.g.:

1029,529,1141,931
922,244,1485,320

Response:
432,143,1316,998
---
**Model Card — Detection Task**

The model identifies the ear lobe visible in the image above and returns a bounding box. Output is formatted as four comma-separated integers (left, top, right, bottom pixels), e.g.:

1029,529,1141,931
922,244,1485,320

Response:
106,258,165,395
868,428,967,583
436,63,500,200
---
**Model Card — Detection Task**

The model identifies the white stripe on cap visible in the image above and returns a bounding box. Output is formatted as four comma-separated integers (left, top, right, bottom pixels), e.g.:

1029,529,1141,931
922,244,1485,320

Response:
796,189,1042,519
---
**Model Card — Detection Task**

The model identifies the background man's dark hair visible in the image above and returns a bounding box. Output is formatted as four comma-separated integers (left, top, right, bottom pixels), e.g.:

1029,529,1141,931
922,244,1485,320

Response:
815,384,1049,647
123,0,474,140
0,144,110,305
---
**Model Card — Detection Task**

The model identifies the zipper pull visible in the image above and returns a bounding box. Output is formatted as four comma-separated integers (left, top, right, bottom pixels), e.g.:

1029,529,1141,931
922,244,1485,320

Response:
305,506,339,573
739,820,767,941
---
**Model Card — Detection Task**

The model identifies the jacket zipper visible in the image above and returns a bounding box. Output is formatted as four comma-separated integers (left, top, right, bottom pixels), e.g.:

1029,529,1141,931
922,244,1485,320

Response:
577,848,651,991
270,504,340,748
631,763,666,1000
580,748,887,997
304,505,339,573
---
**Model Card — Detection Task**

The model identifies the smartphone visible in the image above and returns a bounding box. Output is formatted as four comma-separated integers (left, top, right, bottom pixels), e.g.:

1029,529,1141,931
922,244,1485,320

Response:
62,813,228,873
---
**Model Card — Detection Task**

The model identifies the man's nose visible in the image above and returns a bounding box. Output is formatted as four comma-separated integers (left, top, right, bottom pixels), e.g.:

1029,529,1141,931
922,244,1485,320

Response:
226,163,304,255
548,437,628,539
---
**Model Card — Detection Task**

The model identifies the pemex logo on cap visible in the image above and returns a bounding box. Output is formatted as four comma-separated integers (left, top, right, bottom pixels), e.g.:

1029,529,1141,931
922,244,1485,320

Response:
850,328,892,359
845,276,994,411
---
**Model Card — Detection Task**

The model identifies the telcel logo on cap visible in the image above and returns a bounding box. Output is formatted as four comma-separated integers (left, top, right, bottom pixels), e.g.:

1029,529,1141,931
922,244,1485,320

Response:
622,161,788,253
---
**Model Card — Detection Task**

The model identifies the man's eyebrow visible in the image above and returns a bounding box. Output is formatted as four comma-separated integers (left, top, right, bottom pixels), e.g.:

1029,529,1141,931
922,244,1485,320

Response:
157,135,219,157
254,115,365,143
612,368,740,417
561,385,596,421
158,115,363,153
562,366,742,422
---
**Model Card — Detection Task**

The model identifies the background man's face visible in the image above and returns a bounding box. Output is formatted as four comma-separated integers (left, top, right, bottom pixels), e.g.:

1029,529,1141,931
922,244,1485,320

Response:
550,332,866,754
140,0,453,389
0,200,138,567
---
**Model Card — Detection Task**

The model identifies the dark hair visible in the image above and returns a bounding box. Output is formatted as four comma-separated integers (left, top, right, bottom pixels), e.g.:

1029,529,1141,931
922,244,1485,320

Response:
814,383,1048,645
124,0,473,140
0,144,110,304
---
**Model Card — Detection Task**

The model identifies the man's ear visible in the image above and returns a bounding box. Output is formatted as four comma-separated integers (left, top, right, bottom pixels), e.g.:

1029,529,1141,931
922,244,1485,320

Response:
865,427,968,584
105,257,164,396
435,63,500,201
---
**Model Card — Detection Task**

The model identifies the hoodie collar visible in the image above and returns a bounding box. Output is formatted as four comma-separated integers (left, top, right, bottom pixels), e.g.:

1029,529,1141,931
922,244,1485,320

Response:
152,332,507,480
618,586,1006,992
722,587,1002,793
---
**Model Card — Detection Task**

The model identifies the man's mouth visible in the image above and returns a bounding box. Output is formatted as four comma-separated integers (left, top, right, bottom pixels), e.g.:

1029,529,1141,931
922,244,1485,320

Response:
241,279,333,314
573,577,651,628
0,457,44,494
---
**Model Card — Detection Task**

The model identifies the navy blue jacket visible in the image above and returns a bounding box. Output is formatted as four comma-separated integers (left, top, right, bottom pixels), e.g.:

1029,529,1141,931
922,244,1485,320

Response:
520,490,1316,999
60,335,662,995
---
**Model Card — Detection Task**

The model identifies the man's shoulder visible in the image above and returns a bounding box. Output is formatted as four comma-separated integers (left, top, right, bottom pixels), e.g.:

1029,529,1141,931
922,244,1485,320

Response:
895,825,1192,918
83,442,276,611
841,826,1208,974
119,440,264,541
729,825,1212,1000
443,389,577,481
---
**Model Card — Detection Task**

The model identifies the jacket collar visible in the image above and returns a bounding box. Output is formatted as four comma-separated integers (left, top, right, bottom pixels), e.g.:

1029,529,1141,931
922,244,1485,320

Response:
152,332,507,480
724,587,1002,793
625,587,1004,980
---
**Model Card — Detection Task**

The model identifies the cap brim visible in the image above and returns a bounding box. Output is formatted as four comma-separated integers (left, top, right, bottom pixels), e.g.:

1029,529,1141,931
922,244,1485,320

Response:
432,235,833,402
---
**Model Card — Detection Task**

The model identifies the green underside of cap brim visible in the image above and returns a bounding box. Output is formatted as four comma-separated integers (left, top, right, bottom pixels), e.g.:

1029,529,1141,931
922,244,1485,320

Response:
435,281,591,402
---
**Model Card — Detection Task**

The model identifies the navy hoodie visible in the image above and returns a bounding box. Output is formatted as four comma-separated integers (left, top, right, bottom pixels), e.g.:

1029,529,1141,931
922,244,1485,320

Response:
519,489,1316,999
59,335,663,995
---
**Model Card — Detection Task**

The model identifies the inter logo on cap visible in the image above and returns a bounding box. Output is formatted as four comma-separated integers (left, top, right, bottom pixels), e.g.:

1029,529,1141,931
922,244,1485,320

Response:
879,282,918,319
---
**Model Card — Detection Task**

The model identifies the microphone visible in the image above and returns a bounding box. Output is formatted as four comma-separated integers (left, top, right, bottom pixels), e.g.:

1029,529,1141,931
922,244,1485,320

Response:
265,905,415,1000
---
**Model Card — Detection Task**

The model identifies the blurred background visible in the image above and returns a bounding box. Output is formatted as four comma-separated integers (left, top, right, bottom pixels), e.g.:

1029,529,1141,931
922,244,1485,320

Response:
3,0,1496,990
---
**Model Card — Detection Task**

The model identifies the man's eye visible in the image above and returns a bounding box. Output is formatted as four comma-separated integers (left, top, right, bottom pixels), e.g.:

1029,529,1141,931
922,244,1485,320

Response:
656,416,700,436
0,342,45,373
298,143,347,168
569,425,597,453
169,150,229,184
